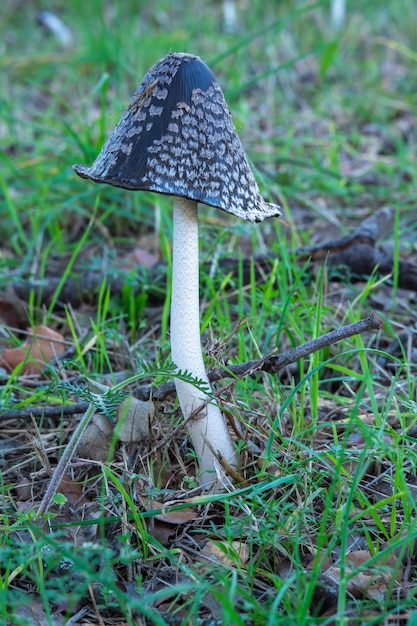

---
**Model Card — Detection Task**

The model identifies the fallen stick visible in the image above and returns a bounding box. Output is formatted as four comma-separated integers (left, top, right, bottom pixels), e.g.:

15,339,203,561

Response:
0,311,382,421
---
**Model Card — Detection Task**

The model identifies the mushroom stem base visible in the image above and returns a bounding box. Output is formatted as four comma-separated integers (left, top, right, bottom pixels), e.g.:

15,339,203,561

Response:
171,197,237,487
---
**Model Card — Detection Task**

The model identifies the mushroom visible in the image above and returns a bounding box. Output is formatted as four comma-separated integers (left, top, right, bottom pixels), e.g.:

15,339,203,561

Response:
74,52,281,488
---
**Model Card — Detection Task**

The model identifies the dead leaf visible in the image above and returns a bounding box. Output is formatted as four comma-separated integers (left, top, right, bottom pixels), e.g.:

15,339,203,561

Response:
14,479,33,501
147,518,177,545
137,495,197,524
117,396,154,443
0,325,65,375
11,599,65,625
58,471,89,506
136,495,197,544
327,549,402,600
201,540,250,567
78,411,113,461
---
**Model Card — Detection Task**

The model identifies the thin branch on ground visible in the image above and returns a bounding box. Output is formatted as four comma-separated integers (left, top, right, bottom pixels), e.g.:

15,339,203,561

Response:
0,311,382,421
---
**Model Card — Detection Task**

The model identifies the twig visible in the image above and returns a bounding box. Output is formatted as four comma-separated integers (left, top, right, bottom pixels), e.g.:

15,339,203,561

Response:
0,401,89,421
0,311,382,422
213,310,383,377
36,403,96,519
137,311,382,399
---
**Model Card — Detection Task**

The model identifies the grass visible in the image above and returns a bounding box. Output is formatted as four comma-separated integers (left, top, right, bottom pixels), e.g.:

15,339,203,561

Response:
1,0,417,623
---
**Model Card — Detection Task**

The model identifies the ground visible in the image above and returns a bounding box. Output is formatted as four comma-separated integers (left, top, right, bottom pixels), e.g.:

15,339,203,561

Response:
1,1,417,624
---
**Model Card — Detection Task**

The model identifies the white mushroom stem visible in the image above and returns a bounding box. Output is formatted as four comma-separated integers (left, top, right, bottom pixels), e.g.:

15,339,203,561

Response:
171,196,237,487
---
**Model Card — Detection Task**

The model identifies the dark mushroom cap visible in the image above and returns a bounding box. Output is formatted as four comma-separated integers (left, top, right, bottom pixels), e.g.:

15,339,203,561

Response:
74,53,281,223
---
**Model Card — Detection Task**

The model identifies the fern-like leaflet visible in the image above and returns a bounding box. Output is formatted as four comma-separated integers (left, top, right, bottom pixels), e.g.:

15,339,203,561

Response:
57,381,128,422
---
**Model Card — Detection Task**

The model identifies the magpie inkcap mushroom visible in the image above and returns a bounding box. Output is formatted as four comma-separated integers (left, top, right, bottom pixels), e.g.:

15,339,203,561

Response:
74,52,281,222
74,52,281,488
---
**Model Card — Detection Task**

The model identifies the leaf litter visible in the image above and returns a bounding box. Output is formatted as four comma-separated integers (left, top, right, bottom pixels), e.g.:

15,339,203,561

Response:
2,188,417,622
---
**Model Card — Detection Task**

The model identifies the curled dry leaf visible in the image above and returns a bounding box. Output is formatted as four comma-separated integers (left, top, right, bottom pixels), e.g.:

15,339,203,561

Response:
77,397,155,461
60,394,155,474
14,480,33,502
328,549,402,600
57,471,90,507
137,495,197,524
201,540,250,567
0,325,65,375
10,601,65,626
137,495,197,546
117,396,154,443
77,412,114,462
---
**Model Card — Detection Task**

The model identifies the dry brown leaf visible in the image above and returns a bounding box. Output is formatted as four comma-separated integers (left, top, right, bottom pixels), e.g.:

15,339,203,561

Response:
328,549,402,600
14,479,34,501
136,495,198,544
58,471,90,506
117,396,154,443
78,412,113,461
0,325,65,375
303,551,333,572
137,495,197,524
77,397,155,461
11,601,65,626
201,540,250,567
147,519,177,545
